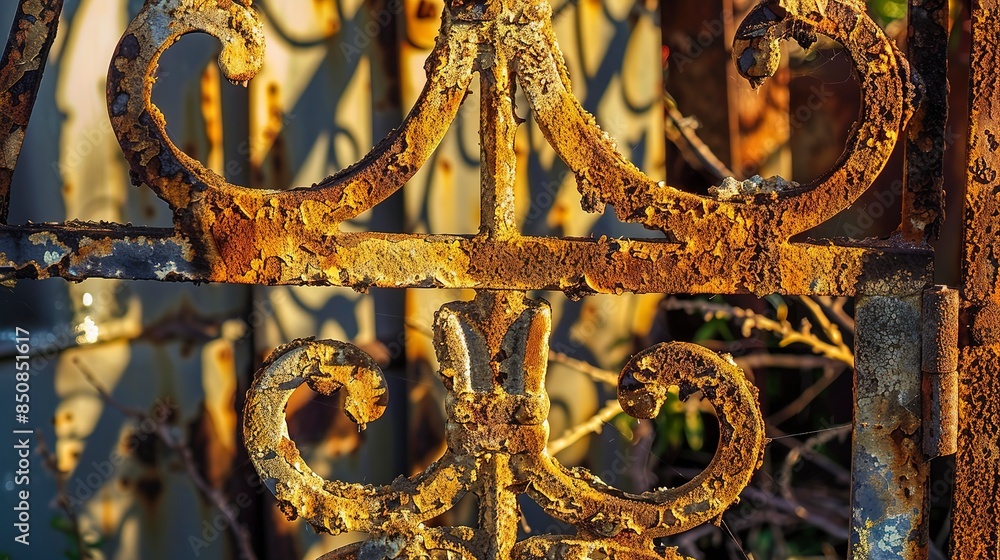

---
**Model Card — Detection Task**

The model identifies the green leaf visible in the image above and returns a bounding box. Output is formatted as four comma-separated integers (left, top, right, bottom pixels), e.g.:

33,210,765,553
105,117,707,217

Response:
684,405,704,452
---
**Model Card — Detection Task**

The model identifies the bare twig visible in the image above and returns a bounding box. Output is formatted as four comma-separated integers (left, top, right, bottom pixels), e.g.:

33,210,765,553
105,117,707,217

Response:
767,425,851,485
777,424,852,505
738,485,849,542
798,296,849,351
404,319,434,339
663,93,738,182
37,431,89,559
733,353,840,373
547,399,624,455
672,523,715,558
812,296,855,335
74,358,258,560
767,363,847,426
547,351,619,386
663,297,855,367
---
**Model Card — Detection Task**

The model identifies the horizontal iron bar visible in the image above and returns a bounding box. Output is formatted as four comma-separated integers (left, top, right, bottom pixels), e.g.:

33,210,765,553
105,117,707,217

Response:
0,223,933,296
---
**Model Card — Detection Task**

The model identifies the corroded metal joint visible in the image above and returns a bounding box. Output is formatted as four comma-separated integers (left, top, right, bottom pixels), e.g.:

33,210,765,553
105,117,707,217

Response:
922,285,959,457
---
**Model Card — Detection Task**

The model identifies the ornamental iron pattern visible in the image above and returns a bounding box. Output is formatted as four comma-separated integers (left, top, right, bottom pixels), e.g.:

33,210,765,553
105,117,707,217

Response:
1,0,997,557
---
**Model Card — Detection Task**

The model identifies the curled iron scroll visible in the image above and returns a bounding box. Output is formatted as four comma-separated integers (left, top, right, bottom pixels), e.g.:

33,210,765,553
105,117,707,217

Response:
107,0,475,229
243,339,475,545
244,300,765,559
520,0,913,239
518,342,766,554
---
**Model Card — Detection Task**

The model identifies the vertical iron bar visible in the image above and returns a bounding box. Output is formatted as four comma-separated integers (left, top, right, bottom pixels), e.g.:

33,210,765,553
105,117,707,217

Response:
902,0,949,240
476,453,519,560
851,293,927,559
0,0,63,223
954,0,1000,555
479,47,519,238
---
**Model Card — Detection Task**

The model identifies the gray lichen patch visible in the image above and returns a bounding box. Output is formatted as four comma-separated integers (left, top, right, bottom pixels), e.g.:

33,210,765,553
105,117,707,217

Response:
710,175,801,200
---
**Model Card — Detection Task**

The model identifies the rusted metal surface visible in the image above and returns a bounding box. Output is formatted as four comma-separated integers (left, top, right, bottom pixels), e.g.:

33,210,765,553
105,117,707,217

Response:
0,0,930,299
245,291,765,558
0,0,966,557
0,0,63,223
851,293,927,559
1,221,933,296
922,286,959,375
902,0,949,241
922,286,958,458
953,0,1000,555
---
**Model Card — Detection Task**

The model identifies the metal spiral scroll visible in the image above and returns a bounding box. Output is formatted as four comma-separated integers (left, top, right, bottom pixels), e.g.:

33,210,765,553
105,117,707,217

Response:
244,292,766,559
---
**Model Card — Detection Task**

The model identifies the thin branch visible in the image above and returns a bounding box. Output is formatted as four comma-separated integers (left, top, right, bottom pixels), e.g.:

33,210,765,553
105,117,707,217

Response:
74,359,258,560
663,93,737,182
663,297,855,367
548,351,619,386
738,485,849,542
813,296,855,335
777,424,852,508
797,296,848,350
733,353,841,373
672,523,715,558
37,431,89,559
404,319,434,339
767,425,851,485
767,363,847,426
547,399,624,455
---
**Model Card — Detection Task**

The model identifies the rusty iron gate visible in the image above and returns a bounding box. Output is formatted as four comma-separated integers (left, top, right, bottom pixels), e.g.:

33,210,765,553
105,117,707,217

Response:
1,0,998,558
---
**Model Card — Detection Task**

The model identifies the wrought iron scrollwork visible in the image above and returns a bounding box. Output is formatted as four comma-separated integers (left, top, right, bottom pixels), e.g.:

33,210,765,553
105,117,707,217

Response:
87,0,923,296
0,0,959,550
88,0,921,557
244,292,765,559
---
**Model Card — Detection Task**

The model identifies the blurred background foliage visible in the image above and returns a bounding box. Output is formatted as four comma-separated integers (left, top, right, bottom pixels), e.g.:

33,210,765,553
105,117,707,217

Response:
0,0,970,558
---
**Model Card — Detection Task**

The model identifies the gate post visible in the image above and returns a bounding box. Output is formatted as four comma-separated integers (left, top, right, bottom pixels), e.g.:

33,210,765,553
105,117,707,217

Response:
954,0,1000,554
851,293,928,559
